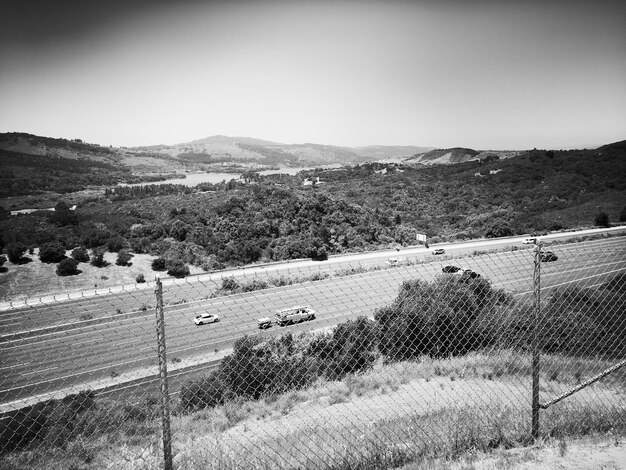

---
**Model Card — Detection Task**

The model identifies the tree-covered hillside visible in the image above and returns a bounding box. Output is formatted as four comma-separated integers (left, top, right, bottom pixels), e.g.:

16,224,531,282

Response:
0,144,624,273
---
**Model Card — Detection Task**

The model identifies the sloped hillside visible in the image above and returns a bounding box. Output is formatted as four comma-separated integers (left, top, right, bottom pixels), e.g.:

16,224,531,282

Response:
406,147,522,165
0,132,120,163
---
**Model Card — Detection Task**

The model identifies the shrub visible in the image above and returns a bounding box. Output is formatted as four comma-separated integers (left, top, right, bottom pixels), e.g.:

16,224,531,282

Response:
221,277,241,292
71,246,90,263
375,277,489,362
6,242,27,264
594,211,610,228
322,317,378,380
179,372,224,412
116,249,133,266
151,257,167,271
105,236,128,253
39,242,67,263
90,248,108,267
56,258,80,276
166,260,190,278
136,273,146,283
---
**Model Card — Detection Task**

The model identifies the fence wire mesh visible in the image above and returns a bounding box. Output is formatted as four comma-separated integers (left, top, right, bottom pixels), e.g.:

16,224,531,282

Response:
1,237,625,469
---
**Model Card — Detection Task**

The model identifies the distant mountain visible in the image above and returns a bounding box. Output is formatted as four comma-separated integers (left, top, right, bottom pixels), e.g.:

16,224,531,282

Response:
405,147,522,165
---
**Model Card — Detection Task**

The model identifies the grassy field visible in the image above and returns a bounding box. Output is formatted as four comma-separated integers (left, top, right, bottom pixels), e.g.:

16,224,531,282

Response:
2,350,623,470
0,249,205,302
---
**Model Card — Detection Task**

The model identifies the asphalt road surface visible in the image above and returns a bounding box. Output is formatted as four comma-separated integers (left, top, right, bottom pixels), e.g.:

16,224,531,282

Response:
1,229,624,411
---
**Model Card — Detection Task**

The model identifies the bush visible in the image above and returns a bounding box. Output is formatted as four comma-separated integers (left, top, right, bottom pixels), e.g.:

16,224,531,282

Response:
136,273,146,283
322,317,378,380
375,277,489,362
71,246,90,263
166,260,190,278
106,236,128,253
39,242,67,263
151,257,167,271
485,222,514,238
116,249,133,266
90,248,108,267
6,242,27,264
56,258,80,276
594,211,610,228
179,372,224,412
221,277,241,292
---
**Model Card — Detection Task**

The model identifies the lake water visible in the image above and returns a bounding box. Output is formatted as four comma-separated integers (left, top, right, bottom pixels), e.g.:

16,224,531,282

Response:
118,166,330,188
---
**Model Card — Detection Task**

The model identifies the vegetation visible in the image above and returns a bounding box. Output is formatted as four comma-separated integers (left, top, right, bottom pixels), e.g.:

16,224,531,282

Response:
2,143,624,276
71,246,90,263
56,257,80,276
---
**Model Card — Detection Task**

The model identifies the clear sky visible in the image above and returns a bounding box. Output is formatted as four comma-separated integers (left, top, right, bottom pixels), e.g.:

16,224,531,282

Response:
1,0,624,150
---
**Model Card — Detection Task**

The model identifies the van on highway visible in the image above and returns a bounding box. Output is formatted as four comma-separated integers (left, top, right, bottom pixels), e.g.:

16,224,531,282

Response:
275,306,316,326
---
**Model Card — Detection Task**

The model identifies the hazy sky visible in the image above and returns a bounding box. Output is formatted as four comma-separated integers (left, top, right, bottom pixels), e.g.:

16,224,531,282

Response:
1,0,624,149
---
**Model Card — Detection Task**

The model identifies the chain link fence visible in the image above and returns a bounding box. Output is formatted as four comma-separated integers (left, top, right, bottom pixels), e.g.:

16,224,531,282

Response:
1,237,625,469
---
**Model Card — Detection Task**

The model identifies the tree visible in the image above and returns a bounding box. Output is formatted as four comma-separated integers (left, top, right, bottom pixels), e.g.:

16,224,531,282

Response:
39,242,67,263
594,211,610,228
71,246,90,263
116,249,133,266
620,206,626,223
6,243,27,264
0,255,6,271
56,258,80,276
167,260,190,278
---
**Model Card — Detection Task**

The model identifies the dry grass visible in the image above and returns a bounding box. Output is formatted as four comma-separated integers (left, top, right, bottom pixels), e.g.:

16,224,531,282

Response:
0,250,205,302
2,350,624,469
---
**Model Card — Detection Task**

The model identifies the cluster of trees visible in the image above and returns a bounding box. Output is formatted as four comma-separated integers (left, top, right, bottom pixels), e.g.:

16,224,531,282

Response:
180,271,625,413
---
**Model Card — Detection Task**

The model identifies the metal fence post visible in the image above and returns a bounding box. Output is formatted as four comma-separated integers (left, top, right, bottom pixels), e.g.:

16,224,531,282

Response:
531,243,541,440
155,277,173,470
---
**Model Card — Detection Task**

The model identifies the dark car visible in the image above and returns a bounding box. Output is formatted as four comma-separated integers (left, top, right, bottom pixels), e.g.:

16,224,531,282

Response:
460,269,481,279
442,265,461,273
540,251,558,262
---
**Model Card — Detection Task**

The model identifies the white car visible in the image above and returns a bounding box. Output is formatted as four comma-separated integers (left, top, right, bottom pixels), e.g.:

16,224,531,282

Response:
523,237,538,244
387,257,400,266
257,317,272,329
194,313,220,326
432,248,445,255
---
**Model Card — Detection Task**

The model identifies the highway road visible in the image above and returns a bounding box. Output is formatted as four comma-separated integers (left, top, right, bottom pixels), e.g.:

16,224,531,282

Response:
1,229,625,411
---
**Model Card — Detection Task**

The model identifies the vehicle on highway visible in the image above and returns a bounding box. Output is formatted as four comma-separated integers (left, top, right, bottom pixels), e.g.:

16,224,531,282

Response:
194,313,220,326
257,317,272,329
432,248,446,255
442,265,461,273
275,306,316,326
540,251,558,262
387,257,400,266
523,237,538,244
461,269,481,279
